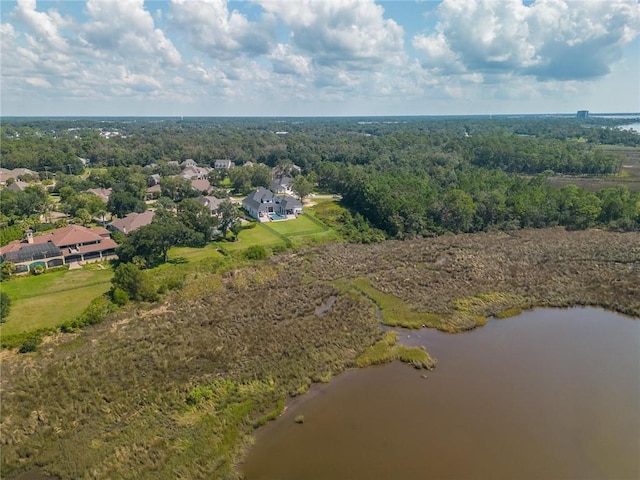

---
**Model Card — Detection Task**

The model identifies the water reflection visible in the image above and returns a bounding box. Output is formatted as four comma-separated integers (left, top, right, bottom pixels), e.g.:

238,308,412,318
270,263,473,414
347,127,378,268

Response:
242,308,640,480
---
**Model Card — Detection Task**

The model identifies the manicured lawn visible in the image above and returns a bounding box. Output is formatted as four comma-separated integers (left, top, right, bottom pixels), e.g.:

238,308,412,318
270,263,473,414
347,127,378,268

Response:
218,224,285,251
263,214,326,236
0,268,113,335
168,244,225,263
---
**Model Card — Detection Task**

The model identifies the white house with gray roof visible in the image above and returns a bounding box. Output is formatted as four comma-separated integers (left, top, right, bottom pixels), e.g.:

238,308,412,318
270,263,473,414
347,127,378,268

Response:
242,187,302,222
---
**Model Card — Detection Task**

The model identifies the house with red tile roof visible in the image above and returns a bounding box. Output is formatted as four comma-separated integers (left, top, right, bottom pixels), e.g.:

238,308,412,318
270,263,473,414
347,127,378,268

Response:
0,225,118,274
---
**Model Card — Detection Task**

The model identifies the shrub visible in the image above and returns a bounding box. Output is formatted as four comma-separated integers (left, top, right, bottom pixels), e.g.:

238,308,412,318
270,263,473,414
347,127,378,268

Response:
18,337,40,354
0,291,11,321
31,264,45,275
244,245,267,261
111,263,159,302
111,287,129,306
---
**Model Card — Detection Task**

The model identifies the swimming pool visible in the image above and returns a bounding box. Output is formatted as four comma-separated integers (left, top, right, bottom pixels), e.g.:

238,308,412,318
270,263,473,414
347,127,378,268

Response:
269,213,287,221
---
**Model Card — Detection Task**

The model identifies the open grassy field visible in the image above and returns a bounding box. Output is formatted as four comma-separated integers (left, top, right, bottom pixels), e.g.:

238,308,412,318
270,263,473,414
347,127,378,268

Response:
547,146,640,192
167,244,225,263
0,268,113,336
263,214,327,236
217,223,286,252
1,228,639,480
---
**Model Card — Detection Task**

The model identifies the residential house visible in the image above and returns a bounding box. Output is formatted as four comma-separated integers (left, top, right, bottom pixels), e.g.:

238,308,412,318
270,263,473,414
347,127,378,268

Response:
0,225,118,273
145,184,162,200
181,158,198,168
180,165,211,180
191,178,212,194
0,168,38,186
271,164,301,179
109,210,156,235
214,159,234,170
270,176,294,195
196,195,225,215
86,188,112,203
6,180,30,192
149,173,161,185
242,187,302,222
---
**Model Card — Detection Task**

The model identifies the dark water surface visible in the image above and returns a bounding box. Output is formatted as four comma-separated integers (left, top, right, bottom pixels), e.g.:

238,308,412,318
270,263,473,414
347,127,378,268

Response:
242,308,640,480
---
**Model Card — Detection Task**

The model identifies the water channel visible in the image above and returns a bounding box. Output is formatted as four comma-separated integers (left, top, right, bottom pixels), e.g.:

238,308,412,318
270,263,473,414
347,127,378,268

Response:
242,308,640,480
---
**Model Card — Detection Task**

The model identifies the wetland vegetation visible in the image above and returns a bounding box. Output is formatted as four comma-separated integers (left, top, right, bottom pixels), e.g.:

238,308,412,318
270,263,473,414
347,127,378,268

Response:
1,227,638,479
1,115,639,479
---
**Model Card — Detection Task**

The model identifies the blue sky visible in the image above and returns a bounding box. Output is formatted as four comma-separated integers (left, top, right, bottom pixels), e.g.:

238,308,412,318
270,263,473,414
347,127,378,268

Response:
1,0,639,116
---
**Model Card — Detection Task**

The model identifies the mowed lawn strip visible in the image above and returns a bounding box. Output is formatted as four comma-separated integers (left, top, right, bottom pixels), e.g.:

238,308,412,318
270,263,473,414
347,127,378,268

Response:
218,224,286,251
263,214,327,236
0,269,113,336
168,244,225,263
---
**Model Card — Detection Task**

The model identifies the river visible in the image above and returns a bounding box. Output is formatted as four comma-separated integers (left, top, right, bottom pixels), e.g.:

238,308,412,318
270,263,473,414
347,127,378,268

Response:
619,122,640,134
241,308,640,480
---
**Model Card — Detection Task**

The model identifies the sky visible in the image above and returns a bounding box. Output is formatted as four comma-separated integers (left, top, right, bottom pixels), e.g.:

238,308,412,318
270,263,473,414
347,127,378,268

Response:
1,0,639,117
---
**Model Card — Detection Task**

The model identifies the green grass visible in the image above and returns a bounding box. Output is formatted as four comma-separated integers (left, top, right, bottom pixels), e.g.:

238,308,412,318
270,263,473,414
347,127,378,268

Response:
263,214,326,236
217,224,286,252
167,244,225,263
0,268,113,336
355,331,436,370
350,277,444,329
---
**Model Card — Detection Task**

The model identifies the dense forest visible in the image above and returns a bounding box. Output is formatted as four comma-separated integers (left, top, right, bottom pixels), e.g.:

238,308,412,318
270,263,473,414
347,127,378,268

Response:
1,115,639,240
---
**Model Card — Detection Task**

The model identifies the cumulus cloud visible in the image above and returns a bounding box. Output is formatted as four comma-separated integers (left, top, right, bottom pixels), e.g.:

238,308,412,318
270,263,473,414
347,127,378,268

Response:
414,0,640,80
82,0,181,66
269,43,312,76
170,0,274,59
12,0,70,51
259,0,404,69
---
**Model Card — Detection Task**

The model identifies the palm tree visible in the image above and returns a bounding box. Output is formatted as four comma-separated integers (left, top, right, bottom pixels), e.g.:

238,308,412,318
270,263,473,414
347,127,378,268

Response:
97,210,108,228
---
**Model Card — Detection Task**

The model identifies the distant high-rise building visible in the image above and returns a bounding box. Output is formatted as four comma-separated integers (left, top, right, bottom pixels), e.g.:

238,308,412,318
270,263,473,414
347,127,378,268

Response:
577,110,589,119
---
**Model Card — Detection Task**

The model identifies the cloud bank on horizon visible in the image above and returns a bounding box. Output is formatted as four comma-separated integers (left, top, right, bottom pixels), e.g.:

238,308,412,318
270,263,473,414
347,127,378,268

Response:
1,0,639,116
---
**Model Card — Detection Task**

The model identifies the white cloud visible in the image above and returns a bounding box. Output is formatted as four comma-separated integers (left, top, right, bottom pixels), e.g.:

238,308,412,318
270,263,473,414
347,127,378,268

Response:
82,0,181,67
12,0,70,51
24,76,52,88
259,0,405,69
170,0,274,59
414,0,640,80
269,43,312,76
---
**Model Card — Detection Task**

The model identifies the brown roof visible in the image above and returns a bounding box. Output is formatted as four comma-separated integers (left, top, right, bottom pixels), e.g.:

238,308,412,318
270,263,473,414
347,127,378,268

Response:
86,188,112,202
191,178,212,193
109,210,156,234
0,225,118,259
36,225,109,248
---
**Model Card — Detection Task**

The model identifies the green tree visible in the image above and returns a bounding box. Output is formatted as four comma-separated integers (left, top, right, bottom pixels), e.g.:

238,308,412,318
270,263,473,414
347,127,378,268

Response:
439,189,477,233
0,291,11,322
229,167,252,194
292,175,314,204
215,200,239,237
107,191,146,218
160,177,197,202
178,198,215,242
230,221,242,240
249,164,272,189
111,263,158,302
117,216,202,266
75,208,92,227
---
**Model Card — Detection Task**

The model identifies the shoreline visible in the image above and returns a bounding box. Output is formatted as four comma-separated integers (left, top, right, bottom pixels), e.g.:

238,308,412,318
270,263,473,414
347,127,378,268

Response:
2,228,639,479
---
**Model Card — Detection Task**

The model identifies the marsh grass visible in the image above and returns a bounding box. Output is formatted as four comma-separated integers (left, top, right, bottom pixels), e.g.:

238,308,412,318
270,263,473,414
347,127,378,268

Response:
355,331,436,370
350,278,444,329
2,228,638,480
